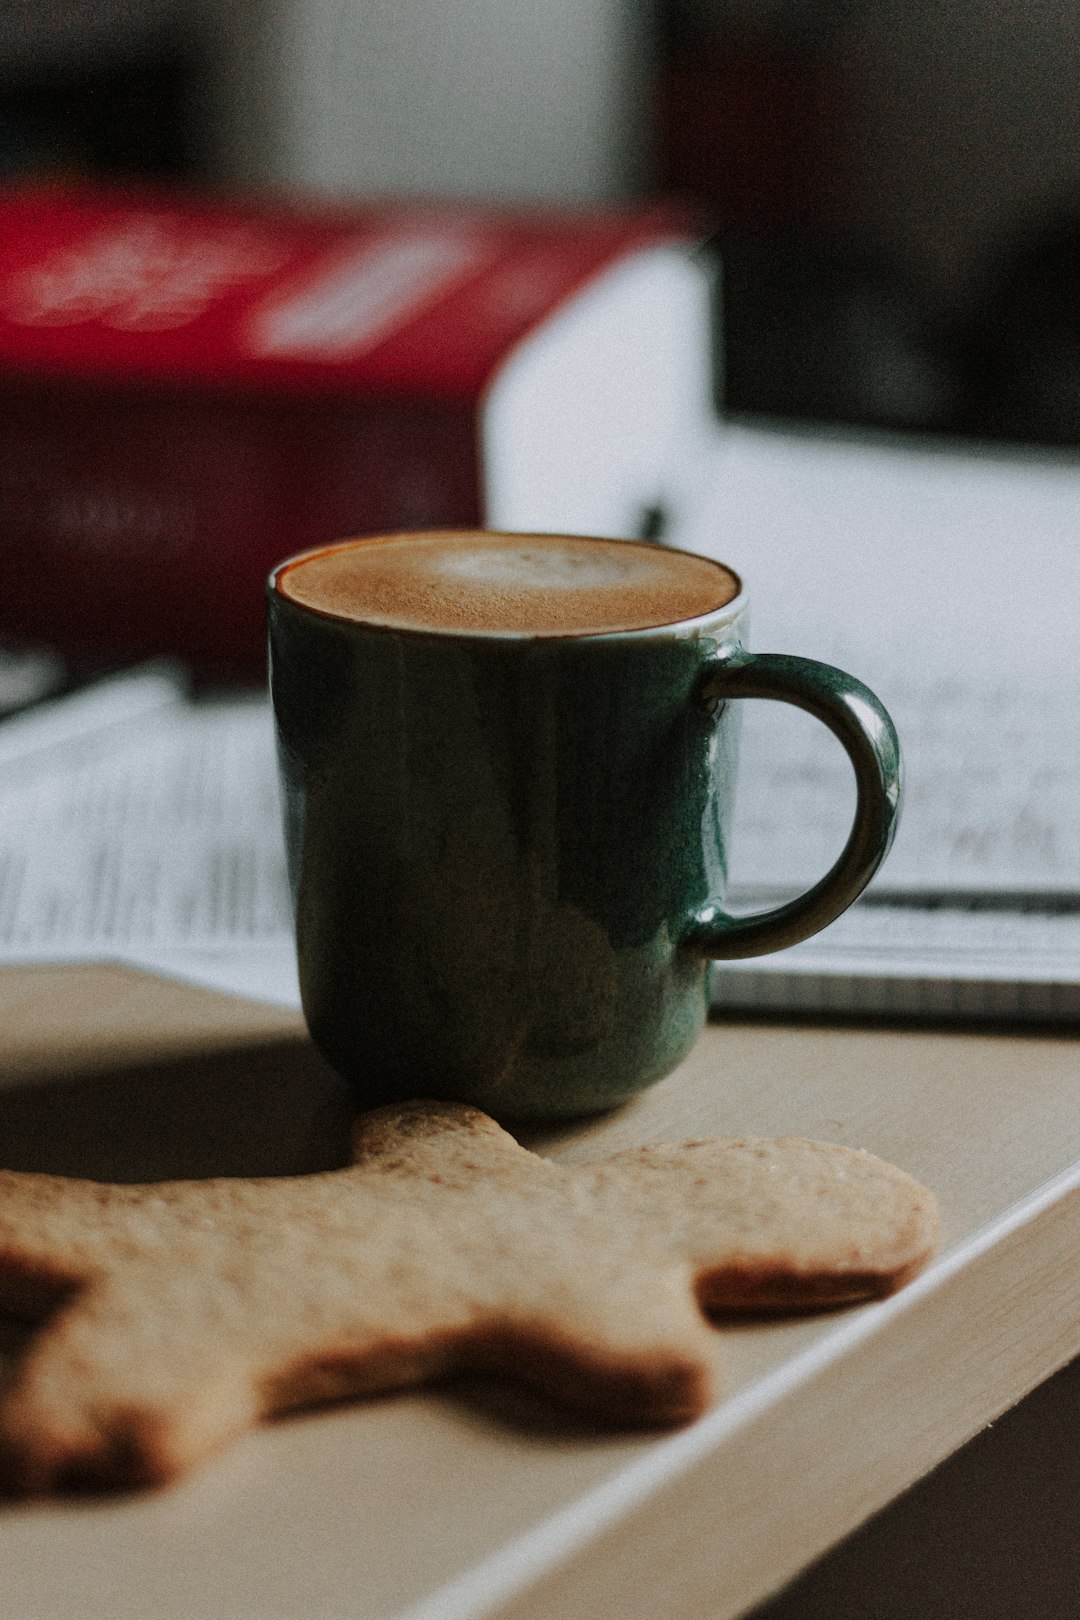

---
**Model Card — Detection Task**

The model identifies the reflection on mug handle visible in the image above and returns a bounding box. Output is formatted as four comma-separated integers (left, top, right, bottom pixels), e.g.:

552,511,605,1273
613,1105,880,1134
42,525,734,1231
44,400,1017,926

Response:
683,651,902,960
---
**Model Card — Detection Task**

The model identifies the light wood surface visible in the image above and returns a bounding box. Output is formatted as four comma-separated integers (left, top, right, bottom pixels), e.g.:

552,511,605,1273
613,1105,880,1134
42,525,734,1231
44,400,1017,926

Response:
0,964,1077,1620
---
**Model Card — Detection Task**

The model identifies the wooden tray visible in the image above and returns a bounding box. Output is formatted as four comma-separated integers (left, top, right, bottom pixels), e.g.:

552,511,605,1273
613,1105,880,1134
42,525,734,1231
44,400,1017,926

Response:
1,965,1078,1620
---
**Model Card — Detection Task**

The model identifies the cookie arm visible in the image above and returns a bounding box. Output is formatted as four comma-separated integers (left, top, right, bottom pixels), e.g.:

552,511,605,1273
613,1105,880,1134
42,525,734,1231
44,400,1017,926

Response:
591,1139,940,1310
0,1171,138,1314
462,1266,721,1425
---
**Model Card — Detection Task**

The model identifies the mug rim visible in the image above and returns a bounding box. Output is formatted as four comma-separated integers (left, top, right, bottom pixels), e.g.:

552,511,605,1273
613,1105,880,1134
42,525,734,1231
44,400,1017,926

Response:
267,529,748,644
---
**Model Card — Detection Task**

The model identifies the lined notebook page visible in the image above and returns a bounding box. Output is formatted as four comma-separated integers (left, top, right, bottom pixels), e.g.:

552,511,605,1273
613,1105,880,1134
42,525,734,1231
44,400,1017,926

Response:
685,425,1080,1016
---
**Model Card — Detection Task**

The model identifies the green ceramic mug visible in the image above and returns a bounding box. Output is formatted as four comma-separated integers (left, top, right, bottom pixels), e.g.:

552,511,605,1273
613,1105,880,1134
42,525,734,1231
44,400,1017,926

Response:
268,530,900,1120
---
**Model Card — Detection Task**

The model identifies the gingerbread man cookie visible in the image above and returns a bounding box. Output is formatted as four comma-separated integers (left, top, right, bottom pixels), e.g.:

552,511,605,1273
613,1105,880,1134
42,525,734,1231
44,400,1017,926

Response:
0,1101,938,1492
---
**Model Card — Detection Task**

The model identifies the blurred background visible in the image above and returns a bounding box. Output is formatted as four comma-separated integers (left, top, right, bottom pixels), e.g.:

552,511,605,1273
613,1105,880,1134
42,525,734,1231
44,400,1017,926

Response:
1,0,1078,448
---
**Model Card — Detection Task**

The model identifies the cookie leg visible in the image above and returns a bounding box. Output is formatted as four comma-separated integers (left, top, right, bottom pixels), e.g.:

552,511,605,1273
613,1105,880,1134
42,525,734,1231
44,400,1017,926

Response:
457,1267,723,1426
0,1287,260,1492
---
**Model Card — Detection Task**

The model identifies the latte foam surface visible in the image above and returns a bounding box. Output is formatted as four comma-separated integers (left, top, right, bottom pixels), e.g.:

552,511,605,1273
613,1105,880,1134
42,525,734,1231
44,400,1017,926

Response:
276,532,740,636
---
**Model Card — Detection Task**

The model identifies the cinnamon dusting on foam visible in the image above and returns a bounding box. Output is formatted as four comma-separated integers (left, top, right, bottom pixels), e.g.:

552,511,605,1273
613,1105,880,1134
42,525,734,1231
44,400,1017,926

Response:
276,532,739,636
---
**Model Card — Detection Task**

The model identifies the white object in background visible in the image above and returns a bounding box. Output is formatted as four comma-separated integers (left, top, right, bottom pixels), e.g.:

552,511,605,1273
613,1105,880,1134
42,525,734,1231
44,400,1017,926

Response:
0,691,286,964
0,672,299,1008
0,663,187,777
483,244,716,543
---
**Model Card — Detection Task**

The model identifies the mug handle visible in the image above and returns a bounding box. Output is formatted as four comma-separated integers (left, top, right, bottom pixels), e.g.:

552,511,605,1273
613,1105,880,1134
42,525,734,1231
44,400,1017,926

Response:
682,651,902,960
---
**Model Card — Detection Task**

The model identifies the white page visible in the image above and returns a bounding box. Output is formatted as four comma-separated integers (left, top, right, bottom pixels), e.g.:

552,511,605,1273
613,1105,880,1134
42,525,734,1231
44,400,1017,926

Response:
683,425,1080,901
0,692,290,961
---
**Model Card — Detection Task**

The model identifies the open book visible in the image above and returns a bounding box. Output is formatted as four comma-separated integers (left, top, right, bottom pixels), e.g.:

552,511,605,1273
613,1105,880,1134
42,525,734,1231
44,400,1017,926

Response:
0,425,1076,1022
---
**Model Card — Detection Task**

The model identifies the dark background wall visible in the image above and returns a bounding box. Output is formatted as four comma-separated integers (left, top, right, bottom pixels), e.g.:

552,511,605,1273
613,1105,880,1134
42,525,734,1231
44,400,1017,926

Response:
2,1,1078,445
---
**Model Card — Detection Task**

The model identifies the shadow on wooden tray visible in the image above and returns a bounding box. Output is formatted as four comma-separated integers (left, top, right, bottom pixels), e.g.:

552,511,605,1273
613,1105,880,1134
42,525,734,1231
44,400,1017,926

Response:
0,1036,355,1184
0,964,355,1182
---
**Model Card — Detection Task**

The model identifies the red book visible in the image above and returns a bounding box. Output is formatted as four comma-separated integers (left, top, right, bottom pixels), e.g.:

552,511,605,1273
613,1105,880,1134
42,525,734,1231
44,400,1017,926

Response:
0,185,714,675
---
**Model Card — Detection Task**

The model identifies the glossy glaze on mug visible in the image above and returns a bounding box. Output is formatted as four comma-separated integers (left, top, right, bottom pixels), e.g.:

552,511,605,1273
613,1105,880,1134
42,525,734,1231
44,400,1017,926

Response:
269,535,900,1120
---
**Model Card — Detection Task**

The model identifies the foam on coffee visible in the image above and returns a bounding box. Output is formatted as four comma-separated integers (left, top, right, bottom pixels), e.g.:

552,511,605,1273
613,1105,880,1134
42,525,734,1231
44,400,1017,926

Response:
275,532,740,636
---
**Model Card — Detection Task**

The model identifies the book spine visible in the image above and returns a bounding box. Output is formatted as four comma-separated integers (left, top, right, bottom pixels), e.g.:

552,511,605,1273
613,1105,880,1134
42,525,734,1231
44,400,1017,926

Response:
0,383,482,677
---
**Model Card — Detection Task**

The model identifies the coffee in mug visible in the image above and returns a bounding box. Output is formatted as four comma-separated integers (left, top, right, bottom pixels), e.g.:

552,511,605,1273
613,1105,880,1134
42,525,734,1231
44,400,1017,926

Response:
269,531,900,1120
274,529,740,636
